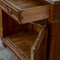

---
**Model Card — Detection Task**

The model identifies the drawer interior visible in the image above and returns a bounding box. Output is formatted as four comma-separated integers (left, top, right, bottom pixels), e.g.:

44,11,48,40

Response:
2,22,44,59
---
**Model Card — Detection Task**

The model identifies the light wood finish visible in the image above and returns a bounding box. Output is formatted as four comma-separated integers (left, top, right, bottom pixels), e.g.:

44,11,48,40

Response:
0,0,48,24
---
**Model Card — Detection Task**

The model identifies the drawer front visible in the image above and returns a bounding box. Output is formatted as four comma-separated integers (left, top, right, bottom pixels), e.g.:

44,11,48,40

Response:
21,5,48,23
0,0,21,23
0,0,48,24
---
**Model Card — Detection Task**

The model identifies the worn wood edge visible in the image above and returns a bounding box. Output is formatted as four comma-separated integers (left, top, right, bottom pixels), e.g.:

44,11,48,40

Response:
0,5,22,24
0,0,21,11
28,23,42,33
31,25,47,60
48,4,54,22
33,23,42,33
0,5,49,24
21,5,48,23
0,8,3,37
1,23,44,60
1,38,30,60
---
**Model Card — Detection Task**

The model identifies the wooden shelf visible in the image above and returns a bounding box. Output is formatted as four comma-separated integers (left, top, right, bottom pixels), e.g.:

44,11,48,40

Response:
2,23,47,60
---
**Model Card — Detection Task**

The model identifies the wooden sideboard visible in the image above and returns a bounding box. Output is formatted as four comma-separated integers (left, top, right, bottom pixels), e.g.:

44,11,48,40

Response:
0,0,60,60
0,0,48,60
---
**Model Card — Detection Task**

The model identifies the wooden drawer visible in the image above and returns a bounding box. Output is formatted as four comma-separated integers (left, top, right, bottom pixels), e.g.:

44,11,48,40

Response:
0,0,20,22
0,0,48,24
2,22,48,60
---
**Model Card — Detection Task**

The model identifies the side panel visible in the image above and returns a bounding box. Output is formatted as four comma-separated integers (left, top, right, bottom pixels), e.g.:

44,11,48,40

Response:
49,2,60,21
49,21,60,60
33,26,48,60
0,8,3,37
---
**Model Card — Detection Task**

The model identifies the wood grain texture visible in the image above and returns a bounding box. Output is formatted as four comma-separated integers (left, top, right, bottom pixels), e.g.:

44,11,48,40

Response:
0,9,3,37
48,1,60,60
0,0,48,24
1,0,46,9
21,5,48,23
32,26,48,60
49,1,60,21
49,21,60,60
2,23,48,60
2,23,39,60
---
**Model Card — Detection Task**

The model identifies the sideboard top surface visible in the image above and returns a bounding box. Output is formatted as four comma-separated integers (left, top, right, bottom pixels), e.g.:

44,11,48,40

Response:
3,0,41,9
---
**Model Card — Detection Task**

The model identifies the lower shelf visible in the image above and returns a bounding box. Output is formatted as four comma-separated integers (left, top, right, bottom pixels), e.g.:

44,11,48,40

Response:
2,23,47,60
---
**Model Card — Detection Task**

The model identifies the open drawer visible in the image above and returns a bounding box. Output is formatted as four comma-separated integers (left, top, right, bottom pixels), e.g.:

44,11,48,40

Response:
2,21,48,60
0,0,48,24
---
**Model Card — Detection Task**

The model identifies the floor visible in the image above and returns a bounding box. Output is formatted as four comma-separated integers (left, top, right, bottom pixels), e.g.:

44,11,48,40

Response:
0,38,17,60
